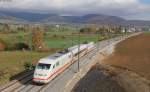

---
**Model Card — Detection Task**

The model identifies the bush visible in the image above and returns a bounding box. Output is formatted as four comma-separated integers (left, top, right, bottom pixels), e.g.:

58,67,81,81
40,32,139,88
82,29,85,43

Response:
0,39,6,51
83,41,88,44
0,38,15,51
61,36,66,39
14,42,30,50
24,61,33,70
52,34,57,38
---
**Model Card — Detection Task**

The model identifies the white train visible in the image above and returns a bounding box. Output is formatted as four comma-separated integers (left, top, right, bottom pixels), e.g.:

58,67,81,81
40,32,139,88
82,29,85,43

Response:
33,42,94,84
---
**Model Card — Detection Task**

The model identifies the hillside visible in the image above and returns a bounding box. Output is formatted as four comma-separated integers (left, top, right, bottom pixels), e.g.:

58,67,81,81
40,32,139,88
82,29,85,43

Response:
0,12,28,24
0,11,150,26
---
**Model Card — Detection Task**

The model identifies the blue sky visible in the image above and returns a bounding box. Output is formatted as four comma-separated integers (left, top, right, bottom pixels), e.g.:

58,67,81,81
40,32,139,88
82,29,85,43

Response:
140,0,150,4
0,0,150,20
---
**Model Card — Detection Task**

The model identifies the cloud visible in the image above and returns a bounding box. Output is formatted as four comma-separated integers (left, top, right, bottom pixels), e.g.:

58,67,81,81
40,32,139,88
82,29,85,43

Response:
0,0,150,19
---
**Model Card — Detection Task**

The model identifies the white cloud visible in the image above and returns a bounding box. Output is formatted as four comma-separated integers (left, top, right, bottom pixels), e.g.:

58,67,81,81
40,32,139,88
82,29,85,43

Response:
0,0,150,19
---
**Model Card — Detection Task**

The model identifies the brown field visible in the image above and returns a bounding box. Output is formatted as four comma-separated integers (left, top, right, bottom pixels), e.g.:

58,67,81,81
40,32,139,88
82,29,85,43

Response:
102,33,150,80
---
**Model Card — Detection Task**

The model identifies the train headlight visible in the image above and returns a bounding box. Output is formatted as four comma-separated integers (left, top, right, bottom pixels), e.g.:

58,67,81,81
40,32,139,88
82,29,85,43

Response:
43,74,47,76
34,73,47,76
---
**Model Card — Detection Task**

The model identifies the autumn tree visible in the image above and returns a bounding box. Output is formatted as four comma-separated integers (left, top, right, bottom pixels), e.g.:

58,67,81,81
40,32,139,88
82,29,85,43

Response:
31,27,44,51
80,27,97,34
0,39,6,51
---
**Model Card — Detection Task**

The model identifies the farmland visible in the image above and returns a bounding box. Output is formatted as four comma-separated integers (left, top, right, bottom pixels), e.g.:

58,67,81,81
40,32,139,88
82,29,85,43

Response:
0,29,103,49
102,33,150,80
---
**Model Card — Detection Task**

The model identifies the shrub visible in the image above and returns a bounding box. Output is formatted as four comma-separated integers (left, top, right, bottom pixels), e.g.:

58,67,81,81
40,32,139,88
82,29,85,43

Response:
0,38,15,51
14,42,30,50
83,41,88,44
0,39,6,51
24,61,33,70
52,34,57,38
61,36,66,39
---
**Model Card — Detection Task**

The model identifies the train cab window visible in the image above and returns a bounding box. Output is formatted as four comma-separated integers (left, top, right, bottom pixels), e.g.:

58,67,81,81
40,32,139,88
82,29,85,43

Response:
69,55,71,58
37,63,51,70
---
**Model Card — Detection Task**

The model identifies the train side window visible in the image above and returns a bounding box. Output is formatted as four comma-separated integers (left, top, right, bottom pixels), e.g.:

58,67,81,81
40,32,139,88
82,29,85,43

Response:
69,55,71,58
53,65,55,69
56,62,59,66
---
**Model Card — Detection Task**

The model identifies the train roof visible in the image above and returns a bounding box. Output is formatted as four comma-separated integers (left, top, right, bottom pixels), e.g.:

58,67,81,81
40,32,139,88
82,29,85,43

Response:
68,45,78,51
68,44,87,51
38,58,55,64
38,50,70,64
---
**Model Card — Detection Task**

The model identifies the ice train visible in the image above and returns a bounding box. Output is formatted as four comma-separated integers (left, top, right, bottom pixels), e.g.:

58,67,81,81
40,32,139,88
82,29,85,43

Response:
33,42,94,84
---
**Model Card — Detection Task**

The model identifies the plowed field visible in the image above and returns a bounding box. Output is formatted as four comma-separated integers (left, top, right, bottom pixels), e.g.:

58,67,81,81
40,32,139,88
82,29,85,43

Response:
102,33,150,80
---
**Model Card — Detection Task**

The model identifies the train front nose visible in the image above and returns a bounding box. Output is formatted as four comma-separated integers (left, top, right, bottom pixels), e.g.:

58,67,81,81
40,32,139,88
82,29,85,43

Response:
33,71,49,83
33,63,51,84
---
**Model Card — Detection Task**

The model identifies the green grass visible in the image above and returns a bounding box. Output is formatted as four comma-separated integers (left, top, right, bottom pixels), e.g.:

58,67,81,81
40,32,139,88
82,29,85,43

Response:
0,31,103,48
145,31,150,33
46,31,74,35
45,35,102,48
0,51,52,69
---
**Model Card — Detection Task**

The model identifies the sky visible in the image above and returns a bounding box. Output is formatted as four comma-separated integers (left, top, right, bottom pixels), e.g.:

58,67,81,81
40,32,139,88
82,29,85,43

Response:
0,0,150,20
140,0,150,4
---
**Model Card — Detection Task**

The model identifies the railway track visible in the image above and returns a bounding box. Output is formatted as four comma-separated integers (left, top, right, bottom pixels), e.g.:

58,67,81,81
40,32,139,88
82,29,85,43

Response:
0,71,33,92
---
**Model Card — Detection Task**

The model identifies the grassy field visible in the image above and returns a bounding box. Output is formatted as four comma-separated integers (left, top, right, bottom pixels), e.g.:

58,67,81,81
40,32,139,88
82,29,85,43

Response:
102,33,150,80
45,34,102,48
0,31,103,48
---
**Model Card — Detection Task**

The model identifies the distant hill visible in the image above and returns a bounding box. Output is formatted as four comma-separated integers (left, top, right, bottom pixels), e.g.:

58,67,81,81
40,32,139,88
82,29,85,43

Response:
82,14,126,24
0,12,28,24
123,20,150,26
0,11,150,26
42,14,126,24
0,11,54,22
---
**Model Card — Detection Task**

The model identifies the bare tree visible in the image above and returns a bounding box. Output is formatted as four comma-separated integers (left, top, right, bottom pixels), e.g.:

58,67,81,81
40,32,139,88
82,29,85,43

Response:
3,24,10,32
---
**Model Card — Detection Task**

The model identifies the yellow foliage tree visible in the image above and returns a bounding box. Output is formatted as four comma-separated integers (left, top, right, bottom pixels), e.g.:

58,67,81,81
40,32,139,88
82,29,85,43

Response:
32,27,44,51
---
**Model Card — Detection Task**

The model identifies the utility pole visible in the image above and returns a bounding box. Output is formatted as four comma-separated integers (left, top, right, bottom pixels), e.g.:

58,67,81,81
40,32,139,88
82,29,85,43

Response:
77,27,80,71
72,32,74,46
108,32,110,46
30,27,33,51
96,29,100,54
29,26,33,70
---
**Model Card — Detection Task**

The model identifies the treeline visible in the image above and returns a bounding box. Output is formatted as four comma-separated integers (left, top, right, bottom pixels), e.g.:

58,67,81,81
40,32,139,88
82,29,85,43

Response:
79,26,122,34
0,25,46,52
0,24,27,33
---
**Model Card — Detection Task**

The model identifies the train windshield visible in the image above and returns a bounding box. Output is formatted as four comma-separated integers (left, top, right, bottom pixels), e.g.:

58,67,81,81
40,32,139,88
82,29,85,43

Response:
37,63,51,70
